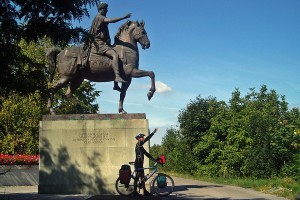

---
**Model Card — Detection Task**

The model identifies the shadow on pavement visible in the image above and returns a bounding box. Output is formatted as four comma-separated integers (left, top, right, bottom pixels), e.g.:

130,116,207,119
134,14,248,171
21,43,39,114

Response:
174,184,223,192
88,194,178,199
0,193,277,200
88,194,271,200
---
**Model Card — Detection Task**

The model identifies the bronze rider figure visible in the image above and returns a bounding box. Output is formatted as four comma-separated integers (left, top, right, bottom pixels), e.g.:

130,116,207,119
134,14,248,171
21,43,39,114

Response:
83,2,131,83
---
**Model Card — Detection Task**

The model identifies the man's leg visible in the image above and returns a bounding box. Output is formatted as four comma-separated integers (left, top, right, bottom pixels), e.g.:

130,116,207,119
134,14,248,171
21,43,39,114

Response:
133,171,141,196
139,172,153,195
105,49,126,83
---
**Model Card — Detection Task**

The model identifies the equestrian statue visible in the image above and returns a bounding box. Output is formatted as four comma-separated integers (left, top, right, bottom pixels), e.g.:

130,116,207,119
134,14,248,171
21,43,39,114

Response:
46,3,156,114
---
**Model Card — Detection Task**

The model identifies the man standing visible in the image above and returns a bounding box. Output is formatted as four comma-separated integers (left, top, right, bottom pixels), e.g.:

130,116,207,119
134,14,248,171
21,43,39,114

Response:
133,128,158,196
84,2,131,83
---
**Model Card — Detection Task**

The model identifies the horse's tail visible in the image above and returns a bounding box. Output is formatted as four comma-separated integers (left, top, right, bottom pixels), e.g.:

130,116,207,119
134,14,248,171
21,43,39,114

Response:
46,48,61,83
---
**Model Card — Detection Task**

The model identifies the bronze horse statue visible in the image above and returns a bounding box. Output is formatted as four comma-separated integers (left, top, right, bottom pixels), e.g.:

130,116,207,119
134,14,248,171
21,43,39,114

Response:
46,20,156,114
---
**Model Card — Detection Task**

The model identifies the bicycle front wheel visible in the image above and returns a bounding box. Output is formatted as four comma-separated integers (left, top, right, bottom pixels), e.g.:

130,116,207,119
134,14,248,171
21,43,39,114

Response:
151,173,174,196
115,176,135,196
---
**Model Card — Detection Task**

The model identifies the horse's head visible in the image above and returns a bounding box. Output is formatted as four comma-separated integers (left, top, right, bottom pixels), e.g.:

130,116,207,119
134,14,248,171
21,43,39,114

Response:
131,20,150,49
115,20,150,49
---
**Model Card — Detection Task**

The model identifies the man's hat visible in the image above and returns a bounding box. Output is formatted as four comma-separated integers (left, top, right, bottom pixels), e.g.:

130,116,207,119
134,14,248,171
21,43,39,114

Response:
135,133,145,139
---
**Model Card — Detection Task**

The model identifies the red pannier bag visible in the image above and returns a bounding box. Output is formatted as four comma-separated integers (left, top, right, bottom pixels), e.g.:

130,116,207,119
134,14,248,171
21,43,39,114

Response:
158,155,166,164
119,164,131,186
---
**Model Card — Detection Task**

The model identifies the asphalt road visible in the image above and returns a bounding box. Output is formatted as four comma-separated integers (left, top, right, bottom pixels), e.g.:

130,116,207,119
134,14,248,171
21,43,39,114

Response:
0,176,288,200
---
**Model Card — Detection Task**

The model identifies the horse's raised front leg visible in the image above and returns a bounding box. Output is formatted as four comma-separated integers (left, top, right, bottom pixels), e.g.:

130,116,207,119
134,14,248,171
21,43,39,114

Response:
119,80,131,114
131,68,156,100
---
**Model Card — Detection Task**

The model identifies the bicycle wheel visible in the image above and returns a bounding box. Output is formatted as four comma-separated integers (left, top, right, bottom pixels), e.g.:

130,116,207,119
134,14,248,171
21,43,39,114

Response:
115,176,135,196
151,173,174,196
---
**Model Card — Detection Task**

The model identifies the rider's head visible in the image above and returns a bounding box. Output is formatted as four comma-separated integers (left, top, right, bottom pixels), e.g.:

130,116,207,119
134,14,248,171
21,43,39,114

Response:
135,133,145,141
97,2,108,14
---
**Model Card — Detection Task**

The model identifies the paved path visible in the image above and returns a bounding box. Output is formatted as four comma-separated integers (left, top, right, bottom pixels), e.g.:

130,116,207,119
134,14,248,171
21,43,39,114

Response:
0,176,288,200
172,176,287,200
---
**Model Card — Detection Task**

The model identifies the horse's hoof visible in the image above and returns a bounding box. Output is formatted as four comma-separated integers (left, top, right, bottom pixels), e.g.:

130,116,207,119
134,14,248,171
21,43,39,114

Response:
113,86,121,92
147,92,153,101
119,109,127,114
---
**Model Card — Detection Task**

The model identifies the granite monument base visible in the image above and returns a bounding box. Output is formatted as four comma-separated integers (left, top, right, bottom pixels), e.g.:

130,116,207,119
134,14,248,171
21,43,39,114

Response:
38,113,149,194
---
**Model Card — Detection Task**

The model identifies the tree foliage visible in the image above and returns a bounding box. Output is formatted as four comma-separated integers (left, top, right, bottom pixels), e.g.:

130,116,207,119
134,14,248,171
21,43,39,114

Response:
178,96,223,150
156,85,300,180
0,91,44,155
1,0,99,44
0,1,102,155
0,0,99,94
0,38,100,155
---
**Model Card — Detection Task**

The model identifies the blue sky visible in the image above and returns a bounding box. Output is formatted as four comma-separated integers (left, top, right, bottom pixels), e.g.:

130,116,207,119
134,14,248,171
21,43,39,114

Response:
76,0,300,145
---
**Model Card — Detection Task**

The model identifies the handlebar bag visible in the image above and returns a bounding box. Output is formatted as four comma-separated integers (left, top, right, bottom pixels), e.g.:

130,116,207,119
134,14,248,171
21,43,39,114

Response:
159,155,166,164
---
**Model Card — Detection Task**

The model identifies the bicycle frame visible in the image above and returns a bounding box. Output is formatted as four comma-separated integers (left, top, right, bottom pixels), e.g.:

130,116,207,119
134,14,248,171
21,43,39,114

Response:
130,162,159,183
116,161,174,196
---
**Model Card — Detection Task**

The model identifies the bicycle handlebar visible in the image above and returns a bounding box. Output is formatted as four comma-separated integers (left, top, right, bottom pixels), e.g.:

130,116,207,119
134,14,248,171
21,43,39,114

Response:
129,161,162,167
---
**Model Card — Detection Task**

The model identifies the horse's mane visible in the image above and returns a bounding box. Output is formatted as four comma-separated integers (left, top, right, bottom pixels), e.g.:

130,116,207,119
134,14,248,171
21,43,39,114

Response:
114,20,131,44
114,20,137,44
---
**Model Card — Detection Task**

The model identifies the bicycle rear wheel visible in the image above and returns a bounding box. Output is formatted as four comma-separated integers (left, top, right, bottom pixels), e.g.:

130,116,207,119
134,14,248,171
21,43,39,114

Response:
151,173,174,196
115,176,135,196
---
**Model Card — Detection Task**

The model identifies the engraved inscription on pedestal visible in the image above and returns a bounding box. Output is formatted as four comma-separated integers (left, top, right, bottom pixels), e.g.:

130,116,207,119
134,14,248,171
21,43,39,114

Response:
72,131,116,145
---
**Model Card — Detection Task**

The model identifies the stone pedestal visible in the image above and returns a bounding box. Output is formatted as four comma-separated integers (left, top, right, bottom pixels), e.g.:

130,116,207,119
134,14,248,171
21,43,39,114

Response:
38,113,149,194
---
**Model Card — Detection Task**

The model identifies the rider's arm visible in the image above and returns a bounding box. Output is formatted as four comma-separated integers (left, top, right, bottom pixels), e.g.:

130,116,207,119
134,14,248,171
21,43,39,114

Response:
104,13,131,23
143,128,158,144
143,148,156,162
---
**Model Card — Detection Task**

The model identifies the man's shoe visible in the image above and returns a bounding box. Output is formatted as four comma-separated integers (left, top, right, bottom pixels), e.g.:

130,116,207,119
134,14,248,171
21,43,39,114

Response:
132,191,141,196
144,190,153,196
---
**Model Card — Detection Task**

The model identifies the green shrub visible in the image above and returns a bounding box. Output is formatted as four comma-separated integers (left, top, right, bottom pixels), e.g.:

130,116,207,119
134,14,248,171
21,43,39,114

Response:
0,91,44,155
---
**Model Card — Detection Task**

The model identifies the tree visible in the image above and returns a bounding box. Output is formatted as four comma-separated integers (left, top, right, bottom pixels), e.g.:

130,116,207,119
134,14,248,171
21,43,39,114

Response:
241,86,293,178
150,144,162,157
0,38,100,155
0,0,100,94
0,91,44,154
160,127,197,174
1,0,99,44
0,1,102,154
178,96,222,149
165,85,300,179
278,107,300,180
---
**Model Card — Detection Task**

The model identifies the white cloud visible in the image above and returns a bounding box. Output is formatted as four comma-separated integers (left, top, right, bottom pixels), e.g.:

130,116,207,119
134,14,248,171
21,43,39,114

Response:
152,81,172,93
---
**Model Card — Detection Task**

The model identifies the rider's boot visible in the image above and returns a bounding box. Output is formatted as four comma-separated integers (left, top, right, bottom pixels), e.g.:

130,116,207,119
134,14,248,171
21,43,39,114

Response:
112,64,127,83
143,190,153,196
132,191,141,196
141,180,152,196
